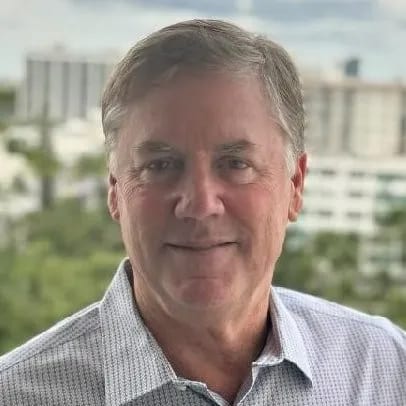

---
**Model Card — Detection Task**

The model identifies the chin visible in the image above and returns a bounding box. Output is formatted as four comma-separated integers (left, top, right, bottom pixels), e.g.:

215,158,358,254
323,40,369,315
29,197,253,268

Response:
171,278,235,310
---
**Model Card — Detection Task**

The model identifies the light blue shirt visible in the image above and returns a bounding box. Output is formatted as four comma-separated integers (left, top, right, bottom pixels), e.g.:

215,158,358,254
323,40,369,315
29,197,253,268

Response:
1,258,405,405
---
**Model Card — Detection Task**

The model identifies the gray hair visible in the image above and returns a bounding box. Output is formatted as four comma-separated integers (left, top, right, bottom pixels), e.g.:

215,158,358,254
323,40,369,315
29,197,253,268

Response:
101,19,305,175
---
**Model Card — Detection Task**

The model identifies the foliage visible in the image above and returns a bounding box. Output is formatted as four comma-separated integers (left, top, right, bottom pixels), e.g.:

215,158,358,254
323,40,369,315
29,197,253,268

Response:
72,153,107,179
0,199,124,354
0,86,15,122
275,228,406,329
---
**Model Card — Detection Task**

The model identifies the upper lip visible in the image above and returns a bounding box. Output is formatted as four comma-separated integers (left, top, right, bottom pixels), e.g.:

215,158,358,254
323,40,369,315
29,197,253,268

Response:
166,241,236,250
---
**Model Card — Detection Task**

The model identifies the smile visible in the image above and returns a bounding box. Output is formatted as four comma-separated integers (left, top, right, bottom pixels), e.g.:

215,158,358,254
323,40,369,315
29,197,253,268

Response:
166,242,236,251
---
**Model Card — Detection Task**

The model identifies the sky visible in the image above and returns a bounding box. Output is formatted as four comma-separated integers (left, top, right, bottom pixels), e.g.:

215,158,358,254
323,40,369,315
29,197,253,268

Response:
1,0,406,82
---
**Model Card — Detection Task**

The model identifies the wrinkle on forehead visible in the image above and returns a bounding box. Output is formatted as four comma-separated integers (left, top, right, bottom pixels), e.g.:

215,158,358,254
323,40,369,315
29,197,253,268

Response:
125,71,272,121
116,72,284,165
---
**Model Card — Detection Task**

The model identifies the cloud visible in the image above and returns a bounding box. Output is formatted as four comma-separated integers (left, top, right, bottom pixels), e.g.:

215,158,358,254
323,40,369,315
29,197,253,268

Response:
0,0,404,81
378,0,406,13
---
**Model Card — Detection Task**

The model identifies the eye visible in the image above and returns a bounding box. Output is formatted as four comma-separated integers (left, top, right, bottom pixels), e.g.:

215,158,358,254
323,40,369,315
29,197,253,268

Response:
217,157,250,170
145,158,181,172
227,158,249,170
146,160,168,171
216,156,256,184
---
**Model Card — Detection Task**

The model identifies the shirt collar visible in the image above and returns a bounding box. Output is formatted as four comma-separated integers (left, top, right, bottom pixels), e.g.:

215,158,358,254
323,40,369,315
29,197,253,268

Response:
254,286,313,384
100,259,313,405
99,258,177,406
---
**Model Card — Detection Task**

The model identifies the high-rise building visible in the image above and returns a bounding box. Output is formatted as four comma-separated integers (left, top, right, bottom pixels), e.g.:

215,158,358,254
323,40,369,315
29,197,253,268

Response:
303,76,406,158
16,46,118,121
299,69,406,275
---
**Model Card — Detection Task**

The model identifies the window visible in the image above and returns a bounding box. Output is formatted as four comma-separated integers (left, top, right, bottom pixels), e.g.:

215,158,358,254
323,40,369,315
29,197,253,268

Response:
320,169,336,177
347,211,362,220
317,210,333,218
348,190,364,198
349,171,365,178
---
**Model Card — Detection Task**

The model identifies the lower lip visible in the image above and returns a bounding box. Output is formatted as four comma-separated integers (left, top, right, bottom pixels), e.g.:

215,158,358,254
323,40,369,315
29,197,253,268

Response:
166,243,236,254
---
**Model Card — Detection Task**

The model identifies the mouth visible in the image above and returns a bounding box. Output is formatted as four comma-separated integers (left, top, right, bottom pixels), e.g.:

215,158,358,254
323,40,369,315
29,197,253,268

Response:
166,242,236,251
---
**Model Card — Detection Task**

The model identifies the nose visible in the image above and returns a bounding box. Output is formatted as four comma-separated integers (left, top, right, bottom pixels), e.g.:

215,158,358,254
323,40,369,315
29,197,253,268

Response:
173,162,225,221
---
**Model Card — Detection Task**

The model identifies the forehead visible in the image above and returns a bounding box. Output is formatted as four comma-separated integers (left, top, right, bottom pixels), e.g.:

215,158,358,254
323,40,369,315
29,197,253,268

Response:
121,72,281,151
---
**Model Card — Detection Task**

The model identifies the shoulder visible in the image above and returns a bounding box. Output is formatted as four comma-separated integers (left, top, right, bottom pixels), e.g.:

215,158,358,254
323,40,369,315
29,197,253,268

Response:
0,302,104,405
0,301,101,373
274,286,406,350
273,287,406,402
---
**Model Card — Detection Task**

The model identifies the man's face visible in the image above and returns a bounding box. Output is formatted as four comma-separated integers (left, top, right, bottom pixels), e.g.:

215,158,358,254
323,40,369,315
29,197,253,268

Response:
108,72,306,313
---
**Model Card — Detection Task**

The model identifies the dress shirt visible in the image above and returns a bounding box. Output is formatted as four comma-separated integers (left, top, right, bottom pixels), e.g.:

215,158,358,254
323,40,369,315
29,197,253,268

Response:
0,258,405,405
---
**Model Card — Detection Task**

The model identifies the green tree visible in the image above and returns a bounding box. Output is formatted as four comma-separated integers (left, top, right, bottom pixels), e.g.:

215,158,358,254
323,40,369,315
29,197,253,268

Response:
275,230,360,300
0,198,124,354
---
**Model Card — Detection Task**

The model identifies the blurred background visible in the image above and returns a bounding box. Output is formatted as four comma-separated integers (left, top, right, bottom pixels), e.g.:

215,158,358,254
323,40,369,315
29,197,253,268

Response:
1,0,406,354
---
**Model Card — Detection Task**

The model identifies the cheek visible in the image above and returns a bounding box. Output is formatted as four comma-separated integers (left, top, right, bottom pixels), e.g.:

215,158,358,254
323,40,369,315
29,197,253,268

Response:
118,186,172,269
230,183,290,246
119,185,171,234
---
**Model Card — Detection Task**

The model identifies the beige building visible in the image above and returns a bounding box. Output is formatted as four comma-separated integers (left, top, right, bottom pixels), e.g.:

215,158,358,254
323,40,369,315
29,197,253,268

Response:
303,76,406,158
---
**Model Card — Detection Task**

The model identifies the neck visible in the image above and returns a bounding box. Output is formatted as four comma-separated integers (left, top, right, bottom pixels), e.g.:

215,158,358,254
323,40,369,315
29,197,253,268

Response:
134,283,271,403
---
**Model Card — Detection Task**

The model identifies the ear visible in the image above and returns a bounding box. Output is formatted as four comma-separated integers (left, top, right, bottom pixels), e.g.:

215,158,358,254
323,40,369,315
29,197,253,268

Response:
107,173,120,222
288,153,307,222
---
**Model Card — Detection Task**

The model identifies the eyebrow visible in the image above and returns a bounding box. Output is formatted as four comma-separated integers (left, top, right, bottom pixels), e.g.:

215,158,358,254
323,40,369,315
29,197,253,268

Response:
132,139,257,155
132,141,177,155
216,140,258,154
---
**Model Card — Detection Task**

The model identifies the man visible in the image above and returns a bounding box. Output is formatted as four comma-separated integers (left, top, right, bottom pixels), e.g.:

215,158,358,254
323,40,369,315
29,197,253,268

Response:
0,19,405,406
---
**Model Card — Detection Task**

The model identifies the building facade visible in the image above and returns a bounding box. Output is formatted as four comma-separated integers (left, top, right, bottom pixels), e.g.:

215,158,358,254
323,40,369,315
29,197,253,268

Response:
294,155,406,275
303,76,406,158
297,155,406,235
16,46,118,121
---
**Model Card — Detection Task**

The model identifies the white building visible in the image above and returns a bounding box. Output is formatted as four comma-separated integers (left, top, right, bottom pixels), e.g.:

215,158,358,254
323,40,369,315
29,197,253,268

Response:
16,46,118,121
297,155,406,235
295,155,406,275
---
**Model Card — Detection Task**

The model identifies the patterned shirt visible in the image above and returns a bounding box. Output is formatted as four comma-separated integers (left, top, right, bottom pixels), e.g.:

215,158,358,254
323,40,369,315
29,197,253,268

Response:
0,258,405,405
